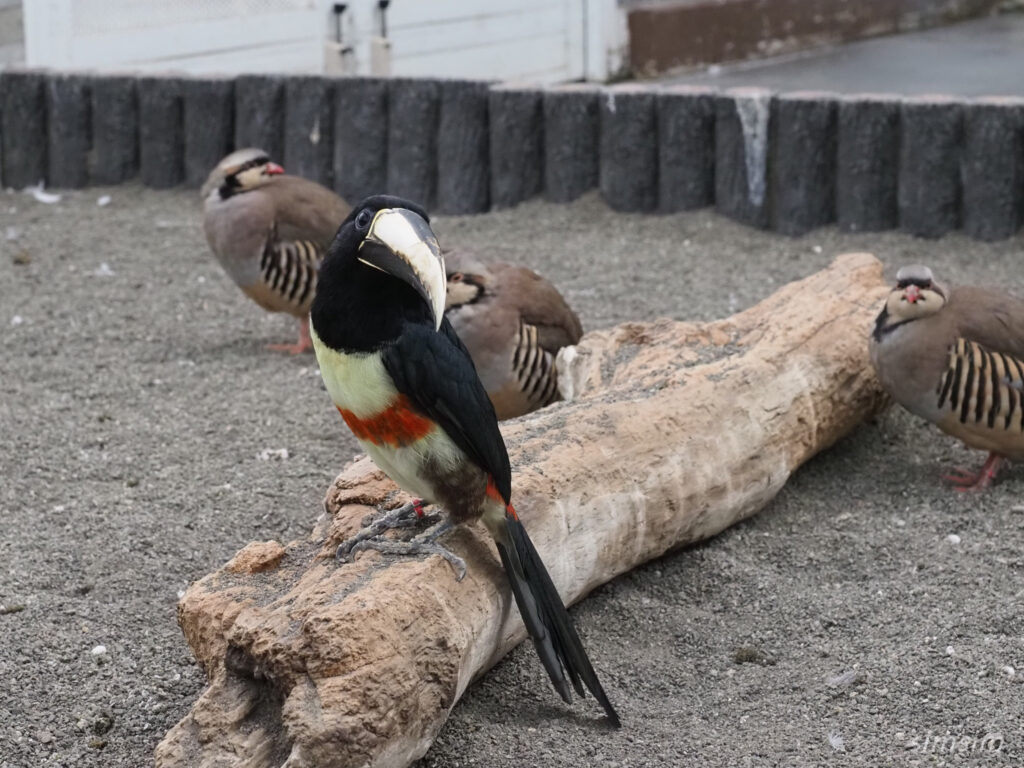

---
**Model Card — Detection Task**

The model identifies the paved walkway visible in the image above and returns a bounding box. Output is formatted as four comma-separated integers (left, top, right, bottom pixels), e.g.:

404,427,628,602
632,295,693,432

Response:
663,13,1024,97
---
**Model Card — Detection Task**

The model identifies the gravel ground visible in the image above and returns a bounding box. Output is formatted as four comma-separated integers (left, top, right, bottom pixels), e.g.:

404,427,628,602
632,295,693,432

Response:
2,187,1022,767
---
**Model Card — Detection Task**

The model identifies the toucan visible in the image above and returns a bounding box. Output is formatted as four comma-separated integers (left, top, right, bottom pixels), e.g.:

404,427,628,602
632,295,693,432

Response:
309,194,620,726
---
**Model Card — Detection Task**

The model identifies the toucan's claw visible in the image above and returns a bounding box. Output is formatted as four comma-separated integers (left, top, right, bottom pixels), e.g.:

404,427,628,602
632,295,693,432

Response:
348,532,466,581
336,503,463,578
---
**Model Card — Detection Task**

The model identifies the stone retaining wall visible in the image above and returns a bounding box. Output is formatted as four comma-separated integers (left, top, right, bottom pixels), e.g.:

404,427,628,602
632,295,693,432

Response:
1,69,1022,240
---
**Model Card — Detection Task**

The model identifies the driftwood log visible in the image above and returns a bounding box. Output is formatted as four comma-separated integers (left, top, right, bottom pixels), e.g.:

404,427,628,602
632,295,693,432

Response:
156,253,889,768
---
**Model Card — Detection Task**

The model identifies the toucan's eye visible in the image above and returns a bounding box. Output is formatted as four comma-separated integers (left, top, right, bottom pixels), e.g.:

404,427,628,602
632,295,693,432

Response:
450,272,463,283
355,209,373,231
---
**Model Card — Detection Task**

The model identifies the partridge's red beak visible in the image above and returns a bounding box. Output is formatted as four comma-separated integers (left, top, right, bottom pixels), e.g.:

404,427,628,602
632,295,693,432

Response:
265,162,285,175
904,284,921,303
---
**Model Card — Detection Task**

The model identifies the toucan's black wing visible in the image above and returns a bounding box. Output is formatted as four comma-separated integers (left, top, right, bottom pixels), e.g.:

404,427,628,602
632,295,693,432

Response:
381,318,512,502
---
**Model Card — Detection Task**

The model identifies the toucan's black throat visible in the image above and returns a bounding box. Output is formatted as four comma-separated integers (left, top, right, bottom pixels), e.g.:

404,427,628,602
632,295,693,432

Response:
312,257,433,353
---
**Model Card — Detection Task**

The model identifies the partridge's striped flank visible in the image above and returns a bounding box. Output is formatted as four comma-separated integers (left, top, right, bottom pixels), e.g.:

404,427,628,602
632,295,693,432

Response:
260,232,321,312
512,321,559,411
937,338,1024,433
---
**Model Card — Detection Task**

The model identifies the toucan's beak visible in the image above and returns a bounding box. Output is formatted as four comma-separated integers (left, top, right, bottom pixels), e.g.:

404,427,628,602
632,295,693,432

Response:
358,208,446,330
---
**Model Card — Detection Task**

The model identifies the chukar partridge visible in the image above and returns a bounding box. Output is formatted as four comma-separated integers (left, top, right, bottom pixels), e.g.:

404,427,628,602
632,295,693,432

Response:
443,251,583,420
870,264,1024,490
201,148,351,353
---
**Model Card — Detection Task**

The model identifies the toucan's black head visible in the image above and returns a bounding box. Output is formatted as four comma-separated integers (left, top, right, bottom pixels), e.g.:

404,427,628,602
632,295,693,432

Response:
311,195,446,353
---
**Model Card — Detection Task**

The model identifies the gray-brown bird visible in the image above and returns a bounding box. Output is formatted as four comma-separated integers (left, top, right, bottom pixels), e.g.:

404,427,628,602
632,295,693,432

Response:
201,147,351,353
443,251,583,420
870,264,1024,491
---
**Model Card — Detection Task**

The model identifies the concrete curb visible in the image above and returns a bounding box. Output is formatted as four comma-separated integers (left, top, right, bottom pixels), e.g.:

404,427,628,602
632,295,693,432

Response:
4,71,1023,241
333,77,389,205
284,75,334,189
184,77,234,189
716,87,773,229
91,75,138,185
899,96,963,239
437,79,490,215
234,75,284,163
1,70,47,189
489,84,543,210
836,94,900,233
657,85,716,212
138,76,184,189
600,84,659,213
46,73,91,189
770,91,837,236
387,78,440,211
543,84,600,204
962,97,1024,242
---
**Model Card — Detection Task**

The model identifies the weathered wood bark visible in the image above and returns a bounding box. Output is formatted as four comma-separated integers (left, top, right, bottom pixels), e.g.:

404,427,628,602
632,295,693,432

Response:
156,253,889,768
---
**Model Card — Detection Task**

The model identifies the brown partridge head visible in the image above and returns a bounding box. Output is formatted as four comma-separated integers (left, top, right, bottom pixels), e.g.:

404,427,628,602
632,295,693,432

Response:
200,147,284,200
877,264,948,334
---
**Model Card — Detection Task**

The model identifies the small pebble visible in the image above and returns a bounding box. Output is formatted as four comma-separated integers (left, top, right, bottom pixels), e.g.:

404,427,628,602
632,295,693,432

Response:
258,448,290,461
945,645,955,656
946,533,961,545
11,315,24,326
97,195,111,207
1001,665,1015,677
90,645,107,656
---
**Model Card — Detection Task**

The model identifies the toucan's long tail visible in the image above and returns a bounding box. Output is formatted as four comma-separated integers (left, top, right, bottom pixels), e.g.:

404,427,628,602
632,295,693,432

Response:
492,510,621,727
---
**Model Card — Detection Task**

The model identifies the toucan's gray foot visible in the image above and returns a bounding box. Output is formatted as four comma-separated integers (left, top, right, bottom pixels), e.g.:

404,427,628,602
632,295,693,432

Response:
336,499,427,561
339,512,465,580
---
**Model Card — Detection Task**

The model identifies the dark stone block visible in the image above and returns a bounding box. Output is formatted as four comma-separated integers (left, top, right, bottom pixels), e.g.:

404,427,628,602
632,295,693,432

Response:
770,91,838,236
437,79,490,215
489,84,543,209
962,96,1024,241
139,76,185,189
715,87,773,229
46,73,91,189
543,84,600,203
898,96,963,238
836,93,900,232
183,77,234,188
1,70,47,189
235,74,284,161
657,84,716,212
600,85,658,212
284,76,334,187
91,76,138,185
334,77,389,203
387,78,440,211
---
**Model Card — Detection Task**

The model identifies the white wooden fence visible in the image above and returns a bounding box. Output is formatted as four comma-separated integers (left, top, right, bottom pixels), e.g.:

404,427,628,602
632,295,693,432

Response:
21,0,626,82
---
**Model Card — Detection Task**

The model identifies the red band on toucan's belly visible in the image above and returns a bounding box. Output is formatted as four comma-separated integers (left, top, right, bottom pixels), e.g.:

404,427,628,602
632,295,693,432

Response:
337,395,434,447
